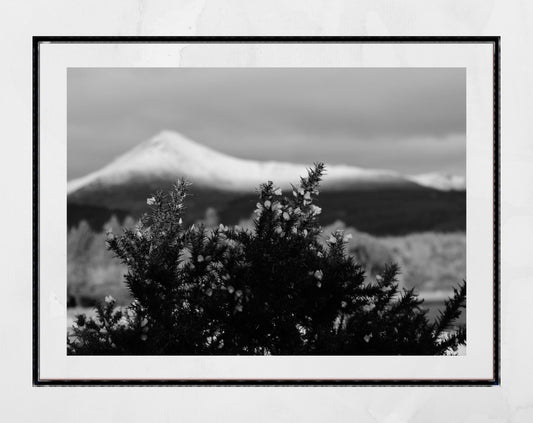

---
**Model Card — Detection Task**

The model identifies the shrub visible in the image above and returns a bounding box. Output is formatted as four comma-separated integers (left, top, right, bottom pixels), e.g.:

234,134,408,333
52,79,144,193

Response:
68,164,466,355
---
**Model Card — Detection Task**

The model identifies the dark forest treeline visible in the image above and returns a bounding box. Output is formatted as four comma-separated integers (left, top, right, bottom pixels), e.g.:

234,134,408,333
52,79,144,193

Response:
68,187,465,236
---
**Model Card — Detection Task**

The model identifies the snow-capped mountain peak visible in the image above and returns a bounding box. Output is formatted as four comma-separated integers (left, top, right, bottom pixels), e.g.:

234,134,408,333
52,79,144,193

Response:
67,130,464,195
68,131,239,194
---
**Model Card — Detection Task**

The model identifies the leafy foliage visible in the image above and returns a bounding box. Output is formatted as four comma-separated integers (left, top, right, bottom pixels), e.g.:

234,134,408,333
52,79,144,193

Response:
68,164,466,355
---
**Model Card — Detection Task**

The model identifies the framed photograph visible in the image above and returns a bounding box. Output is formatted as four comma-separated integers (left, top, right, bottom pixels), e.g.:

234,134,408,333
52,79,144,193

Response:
33,36,499,386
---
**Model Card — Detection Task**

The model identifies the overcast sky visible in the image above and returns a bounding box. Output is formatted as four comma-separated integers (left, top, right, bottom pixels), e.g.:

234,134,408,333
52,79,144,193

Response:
68,67,465,180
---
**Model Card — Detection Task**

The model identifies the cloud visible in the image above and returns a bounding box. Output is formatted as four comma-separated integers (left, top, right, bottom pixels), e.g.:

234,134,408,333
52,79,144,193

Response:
68,68,466,179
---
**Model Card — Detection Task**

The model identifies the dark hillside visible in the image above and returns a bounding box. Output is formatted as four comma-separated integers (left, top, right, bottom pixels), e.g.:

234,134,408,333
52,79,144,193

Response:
68,186,465,236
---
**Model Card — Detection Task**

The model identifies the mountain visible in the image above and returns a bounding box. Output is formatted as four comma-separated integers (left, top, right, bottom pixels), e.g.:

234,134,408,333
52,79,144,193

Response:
68,130,423,196
408,173,466,191
67,131,466,235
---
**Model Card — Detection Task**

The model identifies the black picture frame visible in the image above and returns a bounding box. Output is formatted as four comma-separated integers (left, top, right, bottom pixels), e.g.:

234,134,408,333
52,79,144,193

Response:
33,36,500,386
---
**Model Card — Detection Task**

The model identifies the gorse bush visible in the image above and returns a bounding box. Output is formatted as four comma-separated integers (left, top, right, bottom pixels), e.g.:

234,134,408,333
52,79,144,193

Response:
68,164,466,355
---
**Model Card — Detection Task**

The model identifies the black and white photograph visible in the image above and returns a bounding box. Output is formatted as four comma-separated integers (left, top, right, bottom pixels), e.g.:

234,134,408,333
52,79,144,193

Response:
65,67,468,356
33,38,498,386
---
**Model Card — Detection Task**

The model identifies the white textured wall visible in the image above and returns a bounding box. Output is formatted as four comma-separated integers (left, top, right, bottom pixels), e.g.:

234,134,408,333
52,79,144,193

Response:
1,1,531,421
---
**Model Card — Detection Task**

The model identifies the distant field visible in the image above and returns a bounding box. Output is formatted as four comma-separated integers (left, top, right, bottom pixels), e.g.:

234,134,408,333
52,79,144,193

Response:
323,221,466,300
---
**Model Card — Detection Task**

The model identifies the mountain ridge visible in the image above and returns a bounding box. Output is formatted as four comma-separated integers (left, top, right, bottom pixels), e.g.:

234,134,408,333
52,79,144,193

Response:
68,130,465,195
67,131,466,235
